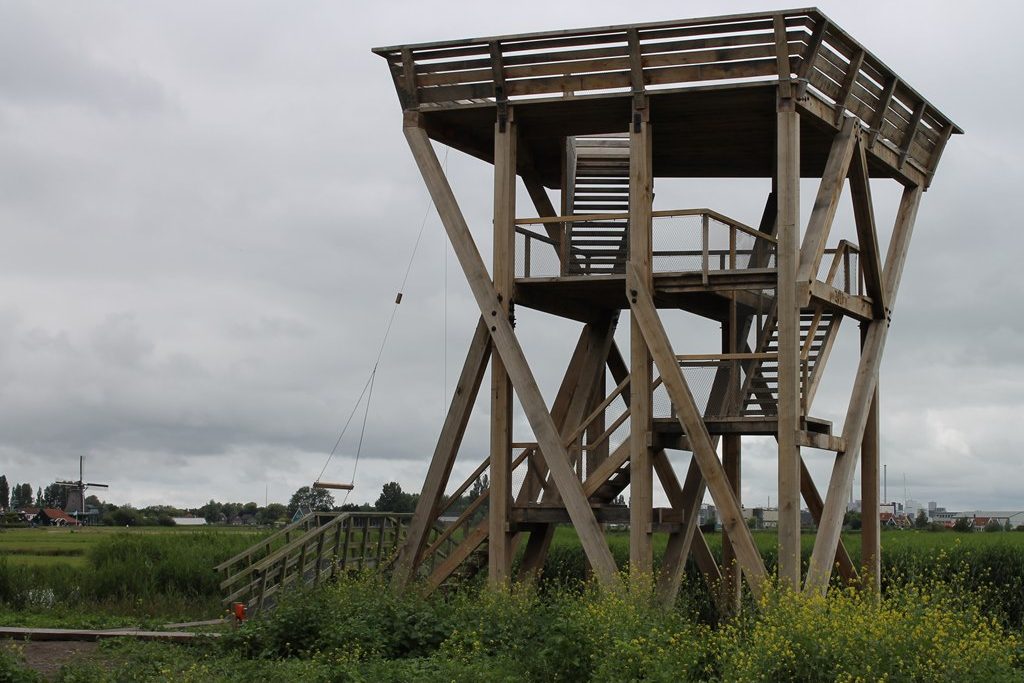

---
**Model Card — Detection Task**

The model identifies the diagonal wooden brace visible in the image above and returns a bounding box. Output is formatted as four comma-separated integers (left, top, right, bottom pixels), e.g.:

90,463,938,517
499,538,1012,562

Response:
805,185,922,594
796,117,858,289
626,263,767,598
848,135,886,317
392,318,490,587
404,117,619,586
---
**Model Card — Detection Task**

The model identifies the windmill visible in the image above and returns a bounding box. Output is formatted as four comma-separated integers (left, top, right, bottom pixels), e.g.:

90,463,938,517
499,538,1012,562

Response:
56,456,108,522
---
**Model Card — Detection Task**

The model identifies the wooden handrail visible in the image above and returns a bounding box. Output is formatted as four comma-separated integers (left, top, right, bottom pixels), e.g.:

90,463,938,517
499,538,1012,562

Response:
220,512,413,593
515,209,775,243
214,511,339,572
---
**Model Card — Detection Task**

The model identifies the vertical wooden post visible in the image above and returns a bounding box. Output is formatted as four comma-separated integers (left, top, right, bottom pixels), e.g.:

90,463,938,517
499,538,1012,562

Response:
489,107,516,586
629,100,654,577
721,308,742,611
628,264,768,598
860,340,881,593
776,94,802,590
586,371,607,477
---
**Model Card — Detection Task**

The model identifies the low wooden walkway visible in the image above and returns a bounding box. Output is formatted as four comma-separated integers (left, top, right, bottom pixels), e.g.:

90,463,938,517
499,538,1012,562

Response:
0,626,218,642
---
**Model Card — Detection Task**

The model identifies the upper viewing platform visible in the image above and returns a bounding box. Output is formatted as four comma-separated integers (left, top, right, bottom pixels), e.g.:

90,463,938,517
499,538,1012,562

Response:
373,8,961,188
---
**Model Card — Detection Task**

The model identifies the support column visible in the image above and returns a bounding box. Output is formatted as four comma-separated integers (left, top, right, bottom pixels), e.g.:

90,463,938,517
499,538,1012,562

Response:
721,305,742,611
628,263,768,598
586,371,607,478
861,354,881,593
722,434,741,608
489,107,516,586
776,94,802,589
629,101,654,577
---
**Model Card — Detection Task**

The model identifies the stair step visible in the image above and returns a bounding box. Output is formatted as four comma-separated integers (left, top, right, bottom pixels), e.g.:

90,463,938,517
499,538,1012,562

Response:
571,194,628,202
571,204,630,211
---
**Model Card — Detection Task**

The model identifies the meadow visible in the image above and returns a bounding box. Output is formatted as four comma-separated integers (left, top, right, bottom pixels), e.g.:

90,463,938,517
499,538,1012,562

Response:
2,526,1024,680
0,526,267,627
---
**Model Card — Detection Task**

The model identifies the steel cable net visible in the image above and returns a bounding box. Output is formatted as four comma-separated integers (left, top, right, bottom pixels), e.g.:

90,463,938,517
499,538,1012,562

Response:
652,214,702,272
651,214,764,273
651,364,718,418
514,229,562,278
815,250,860,294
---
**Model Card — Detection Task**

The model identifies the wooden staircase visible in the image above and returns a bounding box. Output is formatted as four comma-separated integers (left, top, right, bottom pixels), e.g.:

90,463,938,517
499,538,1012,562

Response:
565,134,630,275
742,308,840,417
215,511,413,616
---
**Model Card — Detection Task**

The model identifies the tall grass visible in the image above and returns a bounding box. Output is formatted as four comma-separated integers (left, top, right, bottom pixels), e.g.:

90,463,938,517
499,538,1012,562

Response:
542,528,1024,628
58,572,1021,682
0,531,263,618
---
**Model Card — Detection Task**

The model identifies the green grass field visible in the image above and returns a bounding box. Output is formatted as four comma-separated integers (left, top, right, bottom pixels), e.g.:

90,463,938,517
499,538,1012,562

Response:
551,525,1024,561
0,525,262,569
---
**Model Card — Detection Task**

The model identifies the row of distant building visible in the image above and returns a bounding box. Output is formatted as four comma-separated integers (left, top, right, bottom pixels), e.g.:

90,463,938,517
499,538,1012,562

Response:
697,500,1024,531
7,506,207,527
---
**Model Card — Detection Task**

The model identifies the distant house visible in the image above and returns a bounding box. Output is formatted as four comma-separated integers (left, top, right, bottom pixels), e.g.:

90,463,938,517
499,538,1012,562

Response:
16,507,40,523
34,508,82,527
171,517,206,526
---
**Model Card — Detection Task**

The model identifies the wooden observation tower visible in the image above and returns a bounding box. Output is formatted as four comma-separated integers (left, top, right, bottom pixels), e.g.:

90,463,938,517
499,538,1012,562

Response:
375,8,960,603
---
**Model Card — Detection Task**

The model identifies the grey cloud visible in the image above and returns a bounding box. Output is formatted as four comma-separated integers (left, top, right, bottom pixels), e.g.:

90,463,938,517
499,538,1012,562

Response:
0,0,1021,513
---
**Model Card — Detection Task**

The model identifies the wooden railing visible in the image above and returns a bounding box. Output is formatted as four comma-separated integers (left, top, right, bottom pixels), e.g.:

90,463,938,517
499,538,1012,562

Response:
218,512,413,615
214,511,339,579
822,240,862,296
514,208,775,278
374,9,960,176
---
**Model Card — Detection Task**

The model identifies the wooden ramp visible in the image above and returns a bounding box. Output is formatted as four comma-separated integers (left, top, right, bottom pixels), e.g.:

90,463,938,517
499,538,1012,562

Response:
215,511,414,616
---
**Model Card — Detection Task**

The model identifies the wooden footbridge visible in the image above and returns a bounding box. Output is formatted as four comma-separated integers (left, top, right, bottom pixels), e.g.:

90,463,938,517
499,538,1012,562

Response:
216,511,415,615
367,6,960,608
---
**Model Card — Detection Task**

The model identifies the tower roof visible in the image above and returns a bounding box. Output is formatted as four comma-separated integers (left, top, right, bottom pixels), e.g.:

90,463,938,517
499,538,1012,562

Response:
374,8,961,188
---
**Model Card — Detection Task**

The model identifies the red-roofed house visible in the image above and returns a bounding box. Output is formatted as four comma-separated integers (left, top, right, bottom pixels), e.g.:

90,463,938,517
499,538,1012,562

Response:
35,508,82,527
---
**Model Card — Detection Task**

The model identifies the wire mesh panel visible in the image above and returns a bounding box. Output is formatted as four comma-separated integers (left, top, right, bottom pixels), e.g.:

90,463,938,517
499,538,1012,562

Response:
652,213,704,272
818,245,862,295
651,212,775,274
651,363,719,418
514,228,561,278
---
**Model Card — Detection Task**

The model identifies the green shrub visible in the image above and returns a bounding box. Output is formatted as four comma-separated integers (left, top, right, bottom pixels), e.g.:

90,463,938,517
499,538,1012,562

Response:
0,644,42,683
34,571,1024,682
717,580,1021,682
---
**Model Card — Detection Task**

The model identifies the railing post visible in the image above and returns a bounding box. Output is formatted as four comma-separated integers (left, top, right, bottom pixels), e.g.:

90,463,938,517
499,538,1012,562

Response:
844,249,851,294
332,516,345,577
702,213,710,285
524,233,532,277
359,517,371,570
560,222,570,275
341,517,353,573
730,224,737,270
314,527,326,585
376,517,387,568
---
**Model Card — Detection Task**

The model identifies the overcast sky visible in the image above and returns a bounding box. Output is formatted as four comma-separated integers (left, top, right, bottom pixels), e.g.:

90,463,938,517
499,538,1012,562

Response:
0,0,1020,514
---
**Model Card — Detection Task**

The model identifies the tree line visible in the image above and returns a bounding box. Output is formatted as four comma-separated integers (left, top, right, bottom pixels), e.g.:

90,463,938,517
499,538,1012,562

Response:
0,472,490,527
0,474,76,511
